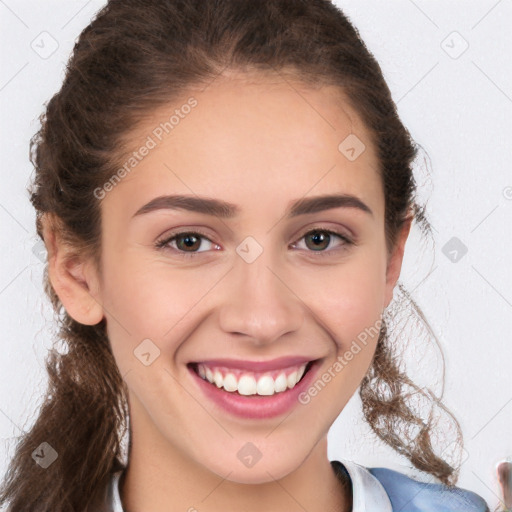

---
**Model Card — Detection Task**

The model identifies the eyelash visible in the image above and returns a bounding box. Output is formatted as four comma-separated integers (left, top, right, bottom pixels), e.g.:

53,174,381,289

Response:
155,227,355,259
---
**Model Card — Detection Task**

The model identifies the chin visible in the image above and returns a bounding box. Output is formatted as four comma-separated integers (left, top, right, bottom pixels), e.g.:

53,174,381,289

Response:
201,449,305,485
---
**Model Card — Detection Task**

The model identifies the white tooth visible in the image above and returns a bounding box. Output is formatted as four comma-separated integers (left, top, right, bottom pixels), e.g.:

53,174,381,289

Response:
213,370,223,388
274,372,288,393
256,375,275,396
287,371,298,389
201,366,306,394
296,364,306,382
238,375,257,395
223,373,238,392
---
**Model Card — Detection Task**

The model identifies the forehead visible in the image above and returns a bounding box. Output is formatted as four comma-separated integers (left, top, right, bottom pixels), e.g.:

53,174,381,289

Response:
109,72,384,220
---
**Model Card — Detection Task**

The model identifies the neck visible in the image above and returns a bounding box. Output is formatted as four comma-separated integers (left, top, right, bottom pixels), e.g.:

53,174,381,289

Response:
119,402,350,512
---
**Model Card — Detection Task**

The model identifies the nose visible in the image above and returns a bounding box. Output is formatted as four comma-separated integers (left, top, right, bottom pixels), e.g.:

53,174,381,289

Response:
218,249,304,346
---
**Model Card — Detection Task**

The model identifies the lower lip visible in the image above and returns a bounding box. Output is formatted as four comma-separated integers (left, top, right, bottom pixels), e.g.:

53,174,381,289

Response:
188,361,321,420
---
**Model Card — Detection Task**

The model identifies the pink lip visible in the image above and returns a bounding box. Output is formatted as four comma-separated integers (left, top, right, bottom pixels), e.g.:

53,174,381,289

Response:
190,356,314,372
187,358,322,420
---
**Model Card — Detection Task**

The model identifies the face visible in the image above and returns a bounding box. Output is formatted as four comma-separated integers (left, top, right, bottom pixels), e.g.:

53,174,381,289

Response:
51,72,409,485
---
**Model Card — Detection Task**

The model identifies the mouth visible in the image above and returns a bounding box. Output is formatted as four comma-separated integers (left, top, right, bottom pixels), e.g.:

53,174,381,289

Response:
188,360,314,396
186,357,321,419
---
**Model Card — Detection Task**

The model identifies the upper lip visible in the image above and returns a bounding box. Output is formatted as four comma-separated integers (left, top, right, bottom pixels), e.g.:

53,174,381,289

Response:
190,356,319,372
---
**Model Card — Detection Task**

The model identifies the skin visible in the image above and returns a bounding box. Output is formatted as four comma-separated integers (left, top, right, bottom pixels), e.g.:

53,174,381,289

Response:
43,71,411,512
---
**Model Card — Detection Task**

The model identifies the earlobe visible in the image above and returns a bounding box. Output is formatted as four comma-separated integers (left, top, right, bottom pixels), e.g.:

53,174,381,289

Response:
383,216,413,310
41,214,104,326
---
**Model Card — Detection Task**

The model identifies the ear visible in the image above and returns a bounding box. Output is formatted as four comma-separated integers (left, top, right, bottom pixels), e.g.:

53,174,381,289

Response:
383,215,413,310
41,214,104,326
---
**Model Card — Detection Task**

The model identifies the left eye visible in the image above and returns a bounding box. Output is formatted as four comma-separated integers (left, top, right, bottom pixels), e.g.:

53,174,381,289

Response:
290,229,353,254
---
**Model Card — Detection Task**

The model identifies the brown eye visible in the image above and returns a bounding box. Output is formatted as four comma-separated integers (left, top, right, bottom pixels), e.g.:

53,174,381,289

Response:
291,228,353,256
304,231,332,251
175,233,202,252
155,231,217,256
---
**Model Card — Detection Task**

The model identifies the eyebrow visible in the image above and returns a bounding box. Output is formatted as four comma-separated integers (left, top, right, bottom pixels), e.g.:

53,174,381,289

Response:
132,193,373,219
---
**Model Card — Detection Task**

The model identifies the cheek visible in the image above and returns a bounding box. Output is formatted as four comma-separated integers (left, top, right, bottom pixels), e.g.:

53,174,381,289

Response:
296,248,387,350
295,255,386,420
100,251,219,371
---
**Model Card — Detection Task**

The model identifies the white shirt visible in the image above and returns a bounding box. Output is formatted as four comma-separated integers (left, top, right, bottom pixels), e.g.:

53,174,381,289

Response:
106,458,392,511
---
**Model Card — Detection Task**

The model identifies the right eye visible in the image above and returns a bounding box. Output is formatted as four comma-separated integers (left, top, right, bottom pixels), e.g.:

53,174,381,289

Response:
155,230,220,257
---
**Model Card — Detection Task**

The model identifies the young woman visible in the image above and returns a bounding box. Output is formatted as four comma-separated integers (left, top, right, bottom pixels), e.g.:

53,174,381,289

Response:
0,1,492,511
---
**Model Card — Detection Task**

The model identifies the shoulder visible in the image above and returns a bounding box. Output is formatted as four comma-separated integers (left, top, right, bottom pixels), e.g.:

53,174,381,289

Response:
367,466,489,512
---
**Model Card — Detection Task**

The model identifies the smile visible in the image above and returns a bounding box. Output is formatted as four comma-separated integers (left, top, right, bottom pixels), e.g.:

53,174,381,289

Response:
187,357,320,419
194,362,310,396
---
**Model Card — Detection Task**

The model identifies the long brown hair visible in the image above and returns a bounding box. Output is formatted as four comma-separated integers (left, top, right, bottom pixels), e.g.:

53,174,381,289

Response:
1,0,464,510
